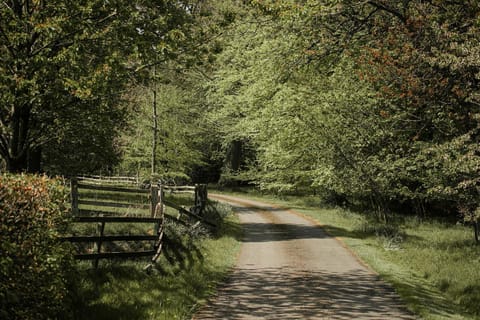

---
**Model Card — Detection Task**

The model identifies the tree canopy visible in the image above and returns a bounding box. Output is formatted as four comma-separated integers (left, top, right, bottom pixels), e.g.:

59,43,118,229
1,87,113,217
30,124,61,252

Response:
202,0,480,222
2,0,480,225
0,0,193,173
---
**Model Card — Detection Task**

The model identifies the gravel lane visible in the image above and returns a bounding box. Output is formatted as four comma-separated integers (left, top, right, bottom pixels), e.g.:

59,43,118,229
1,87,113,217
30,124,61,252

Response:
193,194,416,320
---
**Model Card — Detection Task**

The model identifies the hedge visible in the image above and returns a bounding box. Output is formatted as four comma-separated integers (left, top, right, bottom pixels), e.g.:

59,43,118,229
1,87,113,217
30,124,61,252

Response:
0,175,73,320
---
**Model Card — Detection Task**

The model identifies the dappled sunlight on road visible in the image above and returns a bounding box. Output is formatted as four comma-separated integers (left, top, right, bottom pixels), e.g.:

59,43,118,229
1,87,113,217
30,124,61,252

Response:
195,267,413,320
193,194,415,319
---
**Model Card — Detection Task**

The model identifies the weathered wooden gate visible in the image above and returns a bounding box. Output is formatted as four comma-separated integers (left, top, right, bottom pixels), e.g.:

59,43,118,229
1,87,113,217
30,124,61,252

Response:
65,177,212,267
67,178,164,268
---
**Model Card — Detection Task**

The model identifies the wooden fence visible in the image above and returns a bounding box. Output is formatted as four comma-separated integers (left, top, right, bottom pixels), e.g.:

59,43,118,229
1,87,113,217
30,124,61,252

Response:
66,177,211,267
68,178,163,268
162,184,210,224
76,175,139,185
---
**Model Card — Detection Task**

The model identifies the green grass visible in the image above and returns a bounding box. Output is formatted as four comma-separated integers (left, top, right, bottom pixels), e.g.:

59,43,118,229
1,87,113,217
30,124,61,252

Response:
213,188,480,320
67,187,242,320
68,210,241,320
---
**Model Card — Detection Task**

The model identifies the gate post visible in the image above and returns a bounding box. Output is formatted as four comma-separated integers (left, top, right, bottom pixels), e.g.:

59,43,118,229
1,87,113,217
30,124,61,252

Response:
194,184,200,208
151,185,159,218
195,184,207,215
71,178,79,215
158,185,164,217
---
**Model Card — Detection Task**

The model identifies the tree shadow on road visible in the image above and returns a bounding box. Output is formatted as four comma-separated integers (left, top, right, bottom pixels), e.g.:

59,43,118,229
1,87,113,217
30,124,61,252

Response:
194,267,418,320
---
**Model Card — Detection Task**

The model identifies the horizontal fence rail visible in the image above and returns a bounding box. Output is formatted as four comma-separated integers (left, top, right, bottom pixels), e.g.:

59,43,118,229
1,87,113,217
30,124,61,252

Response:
67,177,163,267
77,183,149,193
63,235,159,242
162,199,215,227
75,251,157,261
73,216,162,223
77,175,139,186
77,209,147,217
163,185,196,193
77,199,150,210
65,177,211,268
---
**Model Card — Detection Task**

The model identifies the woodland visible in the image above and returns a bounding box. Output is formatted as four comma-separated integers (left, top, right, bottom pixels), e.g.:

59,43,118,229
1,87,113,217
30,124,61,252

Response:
1,0,480,225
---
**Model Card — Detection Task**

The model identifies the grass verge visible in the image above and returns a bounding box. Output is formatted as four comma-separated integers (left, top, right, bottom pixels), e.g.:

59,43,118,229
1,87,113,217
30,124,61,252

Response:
67,200,242,320
213,188,480,320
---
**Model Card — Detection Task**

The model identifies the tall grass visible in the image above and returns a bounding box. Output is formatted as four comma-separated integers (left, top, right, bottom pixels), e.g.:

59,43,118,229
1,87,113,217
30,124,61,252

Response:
215,188,480,320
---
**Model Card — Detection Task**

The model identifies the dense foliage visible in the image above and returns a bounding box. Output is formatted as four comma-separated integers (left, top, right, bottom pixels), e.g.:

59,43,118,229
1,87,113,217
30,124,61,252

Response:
118,80,205,182
0,0,193,174
1,1,479,317
115,0,238,183
202,1,480,228
1,0,479,225
107,0,480,229
0,175,72,319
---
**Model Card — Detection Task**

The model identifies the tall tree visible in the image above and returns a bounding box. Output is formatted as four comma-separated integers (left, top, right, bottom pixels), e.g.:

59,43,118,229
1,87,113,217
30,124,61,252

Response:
0,0,191,173
118,79,205,182
114,0,246,182
241,0,480,219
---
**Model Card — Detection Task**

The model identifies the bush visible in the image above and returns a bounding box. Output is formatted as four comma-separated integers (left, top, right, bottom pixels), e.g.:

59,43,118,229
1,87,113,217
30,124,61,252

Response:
0,175,73,320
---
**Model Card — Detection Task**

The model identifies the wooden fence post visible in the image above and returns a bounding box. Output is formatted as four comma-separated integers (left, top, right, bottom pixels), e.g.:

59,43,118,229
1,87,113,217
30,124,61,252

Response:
194,184,208,215
194,184,199,208
151,185,159,218
71,178,79,215
158,185,164,217
93,214,105,268
202,184,208,208
153,186,164,234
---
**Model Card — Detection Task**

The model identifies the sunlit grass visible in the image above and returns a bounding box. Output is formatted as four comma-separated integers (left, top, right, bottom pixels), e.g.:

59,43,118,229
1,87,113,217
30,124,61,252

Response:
68,186,242,320
69,212,241,320
69,206,241,320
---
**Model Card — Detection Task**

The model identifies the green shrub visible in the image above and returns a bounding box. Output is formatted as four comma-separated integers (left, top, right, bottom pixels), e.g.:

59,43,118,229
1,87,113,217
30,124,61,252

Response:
0,175,73,320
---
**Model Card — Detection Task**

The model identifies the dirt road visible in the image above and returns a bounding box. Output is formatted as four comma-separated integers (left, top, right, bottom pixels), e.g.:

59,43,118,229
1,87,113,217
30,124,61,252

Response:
193,194,416,320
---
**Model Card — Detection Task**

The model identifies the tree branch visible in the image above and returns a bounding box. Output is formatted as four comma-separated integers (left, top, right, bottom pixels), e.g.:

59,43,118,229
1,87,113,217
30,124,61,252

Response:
366,1,407,24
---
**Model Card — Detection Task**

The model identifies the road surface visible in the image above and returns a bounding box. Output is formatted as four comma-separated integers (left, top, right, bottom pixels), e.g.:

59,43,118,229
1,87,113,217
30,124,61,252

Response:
193,194,416,320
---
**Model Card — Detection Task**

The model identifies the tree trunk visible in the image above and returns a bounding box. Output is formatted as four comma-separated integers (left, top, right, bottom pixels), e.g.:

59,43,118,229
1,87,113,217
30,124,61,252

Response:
228,140,242,172
474,221,479,245
27,146,41,173
6,153,28,173
152,66,158,175
5,146,43,174
6,106,32,173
